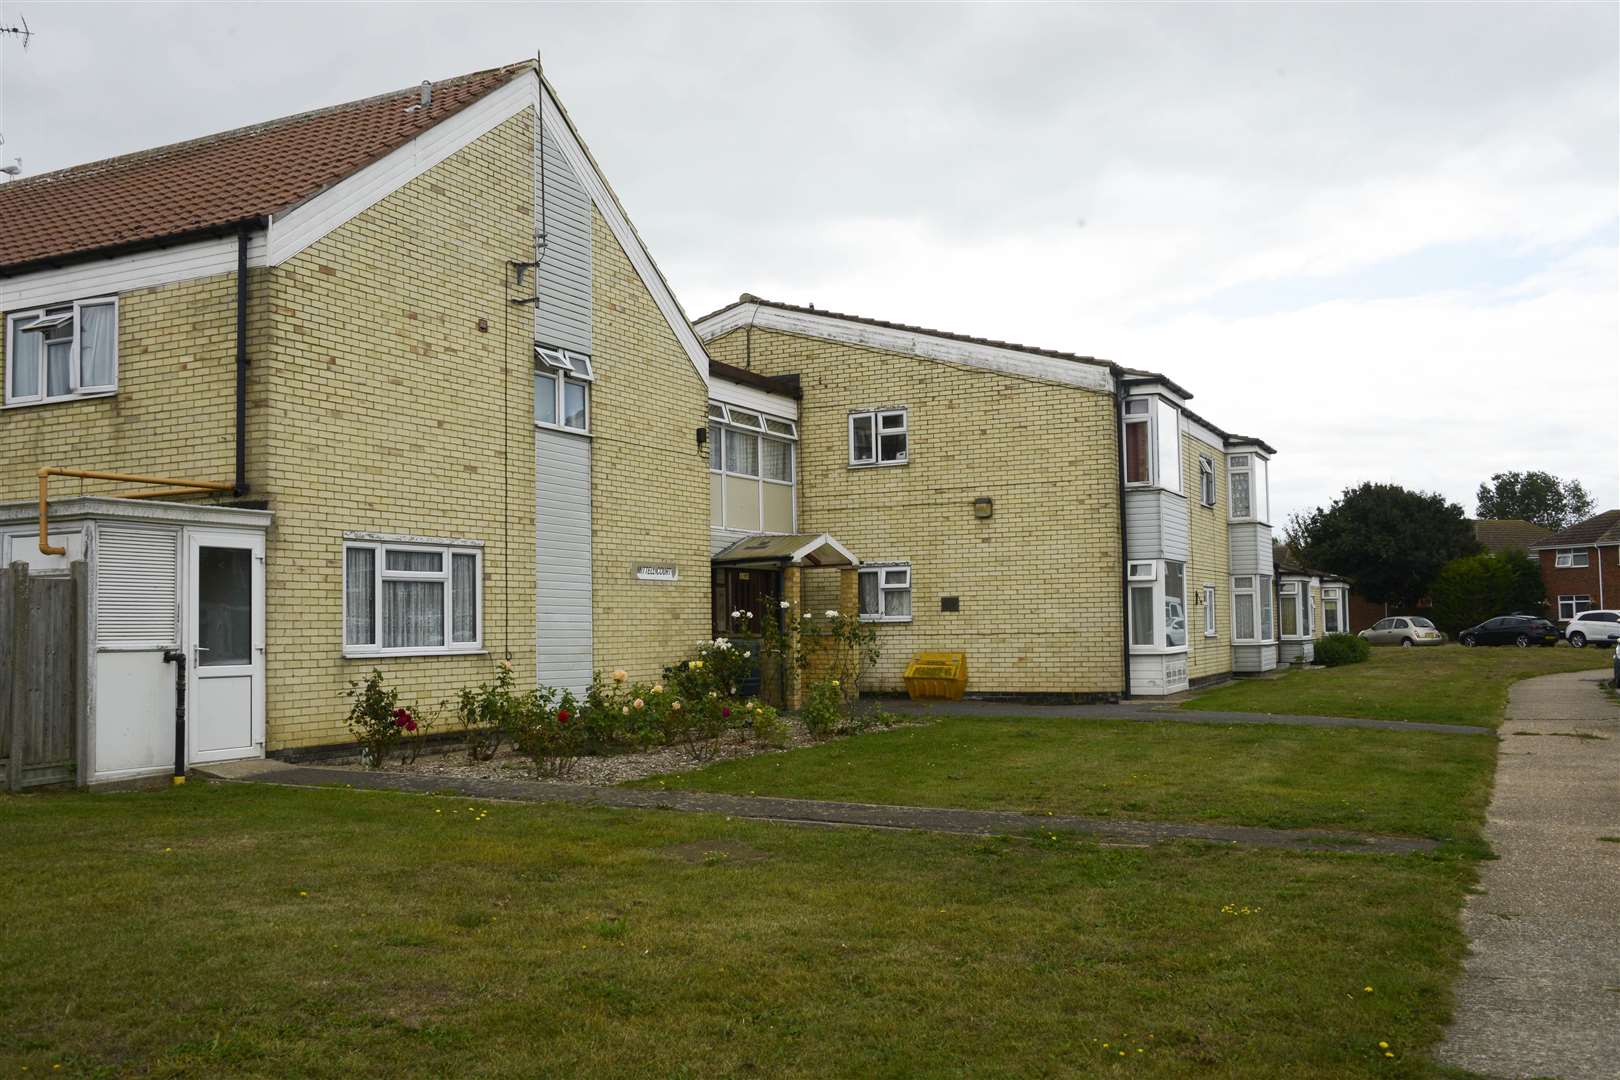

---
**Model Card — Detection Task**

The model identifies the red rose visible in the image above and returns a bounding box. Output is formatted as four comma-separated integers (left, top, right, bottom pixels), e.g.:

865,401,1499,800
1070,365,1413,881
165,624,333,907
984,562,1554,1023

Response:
721,707,731,719
405,719,418,733
557,709,571,723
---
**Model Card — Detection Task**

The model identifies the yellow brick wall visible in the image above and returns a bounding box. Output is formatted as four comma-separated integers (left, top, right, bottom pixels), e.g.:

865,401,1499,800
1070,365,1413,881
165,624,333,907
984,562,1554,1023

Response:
1183,432,1232,682
258,113,538,750
707,325,1124,697
0,271,266,501
588,209,711,681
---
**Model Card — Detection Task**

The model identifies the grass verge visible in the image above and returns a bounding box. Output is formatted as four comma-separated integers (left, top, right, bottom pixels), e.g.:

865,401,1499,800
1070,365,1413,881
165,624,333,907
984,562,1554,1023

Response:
2,783,1480,1079
630,715,1494,845
1182,643,1610,728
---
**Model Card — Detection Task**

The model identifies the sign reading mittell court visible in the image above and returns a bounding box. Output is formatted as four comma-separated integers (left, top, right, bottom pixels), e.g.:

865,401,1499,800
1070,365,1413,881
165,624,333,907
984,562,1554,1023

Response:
634,564,679,582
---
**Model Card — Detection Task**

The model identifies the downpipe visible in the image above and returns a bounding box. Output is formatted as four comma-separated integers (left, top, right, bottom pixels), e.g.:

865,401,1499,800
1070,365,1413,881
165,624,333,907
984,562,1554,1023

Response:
162,650,187,784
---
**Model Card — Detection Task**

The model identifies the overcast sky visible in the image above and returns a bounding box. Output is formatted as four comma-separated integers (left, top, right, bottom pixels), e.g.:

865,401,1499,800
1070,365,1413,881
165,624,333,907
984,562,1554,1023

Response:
2,2,1616,527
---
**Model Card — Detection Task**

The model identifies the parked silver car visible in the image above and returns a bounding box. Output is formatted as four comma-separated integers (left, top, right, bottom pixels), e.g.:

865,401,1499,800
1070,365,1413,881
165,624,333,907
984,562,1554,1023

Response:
1359,616,1444,646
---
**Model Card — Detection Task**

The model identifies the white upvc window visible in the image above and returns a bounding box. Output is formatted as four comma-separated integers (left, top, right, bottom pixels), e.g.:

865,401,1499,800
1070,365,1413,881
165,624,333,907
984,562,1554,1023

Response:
1203,583,1217,637
1322,587,1343,634
534,345,593,433
849,407,907,466
1129,559,1187,652
709,401,797,533
1122,396,1183,494
1557,595,1593,620
1554,549,1590,568
5,297,119,406
1279,580,1314,639
1227,452,1270,523
343,539,482,656
1198,455,1216,507
1232,574,1275,643
858,563,912,622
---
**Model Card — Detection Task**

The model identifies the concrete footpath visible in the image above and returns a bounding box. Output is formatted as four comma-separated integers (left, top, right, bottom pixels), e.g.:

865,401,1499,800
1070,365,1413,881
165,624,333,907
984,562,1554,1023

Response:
197,758,1437,855
1440,669,1620,1080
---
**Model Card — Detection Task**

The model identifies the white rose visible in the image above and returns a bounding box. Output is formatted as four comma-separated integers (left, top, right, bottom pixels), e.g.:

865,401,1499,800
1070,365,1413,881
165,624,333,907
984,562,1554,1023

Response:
825,610,838,618
730,610,741,619
779,600,790,610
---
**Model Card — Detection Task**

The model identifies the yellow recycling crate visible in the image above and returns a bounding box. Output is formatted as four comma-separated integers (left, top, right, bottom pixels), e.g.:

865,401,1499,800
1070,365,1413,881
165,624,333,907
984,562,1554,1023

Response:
903,652,968,701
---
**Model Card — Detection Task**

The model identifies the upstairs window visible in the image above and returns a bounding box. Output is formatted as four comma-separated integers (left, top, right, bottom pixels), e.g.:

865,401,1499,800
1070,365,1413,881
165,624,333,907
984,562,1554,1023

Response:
710,401,796,533
1122,395,1182,493
849,408,907,466
1228,453,1270,523
858,563,912,622
6,298,118,405
1199,455,1217,507
1554,549,1590,568
534,344,592,432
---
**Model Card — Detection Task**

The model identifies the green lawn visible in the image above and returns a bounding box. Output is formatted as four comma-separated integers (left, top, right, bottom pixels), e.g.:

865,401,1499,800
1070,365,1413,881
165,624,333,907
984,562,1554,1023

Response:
2,783,1480,1079
1182,643,1611,728
630,716,1494,844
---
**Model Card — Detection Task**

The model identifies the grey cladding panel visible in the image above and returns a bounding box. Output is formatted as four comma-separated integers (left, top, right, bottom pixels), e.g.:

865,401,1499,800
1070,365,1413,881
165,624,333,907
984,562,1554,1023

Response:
537,428,593,695
1125,489,1190,562
534,118,592,356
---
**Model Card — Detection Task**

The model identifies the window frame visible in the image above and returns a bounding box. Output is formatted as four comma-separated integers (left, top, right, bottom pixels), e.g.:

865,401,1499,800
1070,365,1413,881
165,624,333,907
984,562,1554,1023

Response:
1554,549,1590,569
341,538,483,658
1227,452,1269,523
1198,454,1216,507
1127,558,1189,655
1322,587,1343,634
4,297,120,407
1203,583,1217,637
1557,595,1593,621
534,344,593,434
1231,574,1276,644
709,401,797,534
1121,395,1182,493
858,562,913,623
848,407,908,467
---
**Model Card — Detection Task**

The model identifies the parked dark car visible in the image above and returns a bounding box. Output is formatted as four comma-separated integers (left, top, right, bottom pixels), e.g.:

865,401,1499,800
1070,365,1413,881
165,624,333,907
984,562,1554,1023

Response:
1457,615,1561,648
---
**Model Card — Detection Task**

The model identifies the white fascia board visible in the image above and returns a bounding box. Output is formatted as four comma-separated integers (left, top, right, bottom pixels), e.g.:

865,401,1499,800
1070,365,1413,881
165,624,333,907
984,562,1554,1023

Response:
1124,381,1187,406
793,533,860,567
536,77,710,386
0,495,272,531
0,233,267,310
710,376,799,421
266,74,533,266
1182,415,1224,451
1226,441,1271,460
695,303,1112,393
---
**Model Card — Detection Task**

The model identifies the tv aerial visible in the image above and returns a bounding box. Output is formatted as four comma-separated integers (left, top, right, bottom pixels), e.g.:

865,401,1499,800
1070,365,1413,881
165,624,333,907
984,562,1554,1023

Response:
0,13,33,47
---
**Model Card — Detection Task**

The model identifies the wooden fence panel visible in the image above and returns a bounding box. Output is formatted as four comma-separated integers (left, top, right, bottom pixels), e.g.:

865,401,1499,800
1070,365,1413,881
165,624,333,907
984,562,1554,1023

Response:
2,561,85,791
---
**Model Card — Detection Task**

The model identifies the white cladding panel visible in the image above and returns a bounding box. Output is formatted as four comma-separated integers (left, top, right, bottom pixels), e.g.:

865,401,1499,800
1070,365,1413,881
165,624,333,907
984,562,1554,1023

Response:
536,427,593,695
533,118,592,355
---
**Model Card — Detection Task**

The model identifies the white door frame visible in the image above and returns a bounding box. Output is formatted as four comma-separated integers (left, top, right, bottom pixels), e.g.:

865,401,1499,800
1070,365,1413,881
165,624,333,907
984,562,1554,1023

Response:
184,528,266,763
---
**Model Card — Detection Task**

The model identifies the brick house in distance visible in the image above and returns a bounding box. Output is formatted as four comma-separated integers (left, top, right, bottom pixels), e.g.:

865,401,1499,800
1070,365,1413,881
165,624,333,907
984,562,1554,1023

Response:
1530,510,1620,620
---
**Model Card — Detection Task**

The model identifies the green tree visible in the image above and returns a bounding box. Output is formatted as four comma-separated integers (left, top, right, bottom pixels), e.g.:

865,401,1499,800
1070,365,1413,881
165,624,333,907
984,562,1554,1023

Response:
1429,550,1547,635
1287,483,1479,607
1474,471,1595,531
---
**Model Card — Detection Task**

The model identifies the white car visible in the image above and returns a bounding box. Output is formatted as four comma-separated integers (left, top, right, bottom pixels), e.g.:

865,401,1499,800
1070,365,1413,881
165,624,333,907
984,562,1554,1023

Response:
1562,610,1620,648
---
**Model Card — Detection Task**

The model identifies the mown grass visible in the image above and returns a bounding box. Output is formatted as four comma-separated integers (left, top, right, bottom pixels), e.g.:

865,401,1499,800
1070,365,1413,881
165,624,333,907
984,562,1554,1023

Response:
629,716,1494,845
1183,643,1610,728
1,783,1481,1078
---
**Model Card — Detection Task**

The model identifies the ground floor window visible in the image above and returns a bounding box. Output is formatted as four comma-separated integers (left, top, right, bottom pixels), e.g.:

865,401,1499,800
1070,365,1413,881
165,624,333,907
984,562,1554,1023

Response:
1232,575,1275,643
343,538,482,655
859,563,912,622
1279,580,1314,638
1129,560,1187,652
1203,583,1217,637
1558,595,1593,621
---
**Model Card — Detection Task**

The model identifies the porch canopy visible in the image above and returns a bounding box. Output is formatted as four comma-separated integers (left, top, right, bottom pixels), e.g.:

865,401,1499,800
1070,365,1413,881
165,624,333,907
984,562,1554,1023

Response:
712,532,859,570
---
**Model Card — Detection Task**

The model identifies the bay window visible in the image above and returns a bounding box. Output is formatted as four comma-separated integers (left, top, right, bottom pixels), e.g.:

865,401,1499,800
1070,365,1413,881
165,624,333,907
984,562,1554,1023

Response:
858,563,912,622
1228,453,1270,523
1232,575,1275,643
6,298,118,405
1127,559,1187,652
1121,395,1182,493
1322,588,1343,634
1280,580,1316,639
343,539,482,656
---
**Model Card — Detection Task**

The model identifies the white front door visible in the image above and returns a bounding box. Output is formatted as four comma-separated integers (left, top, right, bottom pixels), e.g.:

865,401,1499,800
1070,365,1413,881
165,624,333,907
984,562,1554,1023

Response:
186,530,265,763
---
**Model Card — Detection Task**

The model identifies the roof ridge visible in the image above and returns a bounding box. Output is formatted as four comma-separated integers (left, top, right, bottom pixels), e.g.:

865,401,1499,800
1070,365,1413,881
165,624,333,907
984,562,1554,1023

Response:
0,60,533,195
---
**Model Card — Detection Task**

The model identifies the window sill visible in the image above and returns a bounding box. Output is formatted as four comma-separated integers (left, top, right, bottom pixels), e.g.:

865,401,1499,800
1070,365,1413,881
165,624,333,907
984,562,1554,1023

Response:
343,647,488,660
3,390,118,410
1232,639,1278,647
535,421,591,438
858,615,912,624
1129,645,1190,655
848,459,908,470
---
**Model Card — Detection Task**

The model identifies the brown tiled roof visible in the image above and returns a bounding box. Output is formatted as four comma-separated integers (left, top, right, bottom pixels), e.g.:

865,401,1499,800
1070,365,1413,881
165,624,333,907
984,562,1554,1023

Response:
0,61,532,273
1470,518,1552,555
1531,509,1620,550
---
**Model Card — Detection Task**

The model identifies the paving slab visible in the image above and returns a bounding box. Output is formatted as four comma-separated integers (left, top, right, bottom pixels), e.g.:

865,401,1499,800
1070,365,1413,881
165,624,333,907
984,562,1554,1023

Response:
880,698,1492,735
1440,669,1620,1080
194,759,1438,855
